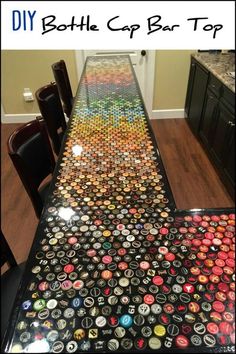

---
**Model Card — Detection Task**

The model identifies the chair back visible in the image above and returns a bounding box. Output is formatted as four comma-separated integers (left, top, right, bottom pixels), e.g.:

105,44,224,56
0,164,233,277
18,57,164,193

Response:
52,60,73,117
36,82,67,155
7,117,56,218
0,230,17,269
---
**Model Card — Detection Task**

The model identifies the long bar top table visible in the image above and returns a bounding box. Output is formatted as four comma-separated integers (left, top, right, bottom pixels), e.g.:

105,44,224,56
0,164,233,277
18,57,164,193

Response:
2,55,235,353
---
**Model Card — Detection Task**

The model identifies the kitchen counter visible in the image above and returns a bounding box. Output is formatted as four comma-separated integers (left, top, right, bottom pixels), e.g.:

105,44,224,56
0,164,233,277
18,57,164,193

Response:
192,52,235,92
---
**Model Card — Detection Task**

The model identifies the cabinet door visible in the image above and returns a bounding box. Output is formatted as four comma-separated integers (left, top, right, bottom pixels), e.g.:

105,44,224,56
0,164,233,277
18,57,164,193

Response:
185,59,196,117
187,63,208,134
199,89,218,149
224,126,235,190
210,102,234,170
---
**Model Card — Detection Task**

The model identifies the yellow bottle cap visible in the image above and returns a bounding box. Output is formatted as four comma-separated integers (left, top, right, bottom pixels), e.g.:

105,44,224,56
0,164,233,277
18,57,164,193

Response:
154,325,166,337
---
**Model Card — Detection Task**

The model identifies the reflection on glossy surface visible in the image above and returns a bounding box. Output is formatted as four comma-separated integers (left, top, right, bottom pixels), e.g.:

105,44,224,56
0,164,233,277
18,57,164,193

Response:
58,207,75,221
24,339,50,353
3,56,235,354
72,144,83,157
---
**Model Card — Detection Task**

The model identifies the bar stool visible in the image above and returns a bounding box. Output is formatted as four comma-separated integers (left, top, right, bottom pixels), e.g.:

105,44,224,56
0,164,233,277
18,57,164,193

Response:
35,82,67,156
51,59,74,118
7,117,56,219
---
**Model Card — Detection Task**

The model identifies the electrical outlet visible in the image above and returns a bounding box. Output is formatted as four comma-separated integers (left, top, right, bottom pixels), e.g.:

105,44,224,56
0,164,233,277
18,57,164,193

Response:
23,88,34,102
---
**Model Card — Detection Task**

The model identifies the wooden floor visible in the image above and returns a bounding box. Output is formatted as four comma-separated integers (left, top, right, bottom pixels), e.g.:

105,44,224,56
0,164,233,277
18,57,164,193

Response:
1,119,234,266
151,119,234,210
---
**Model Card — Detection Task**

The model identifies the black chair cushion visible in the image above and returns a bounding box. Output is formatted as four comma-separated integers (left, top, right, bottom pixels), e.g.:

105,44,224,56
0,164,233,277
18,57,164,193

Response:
18,132,53,188
1,262,26,340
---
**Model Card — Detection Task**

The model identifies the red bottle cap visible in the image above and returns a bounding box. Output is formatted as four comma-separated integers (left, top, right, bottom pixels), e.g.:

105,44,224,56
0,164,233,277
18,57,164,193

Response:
152,276,163,286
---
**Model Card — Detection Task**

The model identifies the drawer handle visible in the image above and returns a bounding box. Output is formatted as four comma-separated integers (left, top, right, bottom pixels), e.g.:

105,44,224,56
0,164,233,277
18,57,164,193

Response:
211,84,216,88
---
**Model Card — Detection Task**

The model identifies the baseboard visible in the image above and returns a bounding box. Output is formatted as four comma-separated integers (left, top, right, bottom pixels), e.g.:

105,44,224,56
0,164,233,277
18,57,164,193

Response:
1,109,185,123
1,113,40,124
151,109,185,119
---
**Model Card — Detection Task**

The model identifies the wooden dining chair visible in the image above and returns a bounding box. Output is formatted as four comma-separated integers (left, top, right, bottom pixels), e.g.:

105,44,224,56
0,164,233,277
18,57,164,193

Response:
1,230,26,341
35,82,67,156
51,59,74,117
7,117,56,219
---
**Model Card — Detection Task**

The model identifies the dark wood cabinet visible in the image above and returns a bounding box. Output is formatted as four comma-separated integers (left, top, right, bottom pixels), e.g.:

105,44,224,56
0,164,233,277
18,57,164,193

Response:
199,89,218,149
185,59,208,134
210,101,235,193
210,102,234,166
185,60,196,117
185,57,235,196
223,127,235,191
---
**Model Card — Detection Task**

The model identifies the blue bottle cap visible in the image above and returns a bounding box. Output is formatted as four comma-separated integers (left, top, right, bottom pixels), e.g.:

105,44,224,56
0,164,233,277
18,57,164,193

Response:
119,314,133,328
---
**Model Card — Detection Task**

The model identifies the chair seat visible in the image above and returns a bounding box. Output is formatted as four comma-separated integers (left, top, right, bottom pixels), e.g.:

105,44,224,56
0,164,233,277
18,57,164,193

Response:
1,262,26,340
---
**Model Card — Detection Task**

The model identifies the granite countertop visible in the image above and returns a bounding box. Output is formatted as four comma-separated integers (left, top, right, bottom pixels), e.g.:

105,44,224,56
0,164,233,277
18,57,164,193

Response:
192,52,235,92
